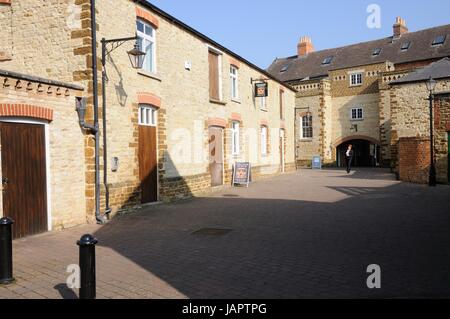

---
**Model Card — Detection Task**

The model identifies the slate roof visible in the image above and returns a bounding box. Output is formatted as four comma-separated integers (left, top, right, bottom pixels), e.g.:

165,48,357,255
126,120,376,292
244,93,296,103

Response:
267,24,450,82
391,58,450,84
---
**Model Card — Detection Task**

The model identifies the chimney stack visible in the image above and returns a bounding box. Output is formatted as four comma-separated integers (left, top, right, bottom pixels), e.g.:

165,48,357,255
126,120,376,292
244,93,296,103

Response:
393,17,408,37
297,36,314,57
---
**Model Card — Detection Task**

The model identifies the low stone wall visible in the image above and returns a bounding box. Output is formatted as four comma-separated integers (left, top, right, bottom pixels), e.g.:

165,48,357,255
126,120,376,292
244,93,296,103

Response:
398,137,430,184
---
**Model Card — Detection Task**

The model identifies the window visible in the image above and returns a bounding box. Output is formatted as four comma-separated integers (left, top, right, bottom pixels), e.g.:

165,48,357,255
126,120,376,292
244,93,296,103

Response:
230,66,239,100
432,35,446,46
138,105,157,126
279,89,284,120
136,19,156,73
260,96,267,111
280,64,290,73
322,56,333,65
231,121,240,156
350,72,363,86
351,107,364,120
372,48,382,56
261,126,268,156
300,115,313,139
208,50,221,101
401,41,411,51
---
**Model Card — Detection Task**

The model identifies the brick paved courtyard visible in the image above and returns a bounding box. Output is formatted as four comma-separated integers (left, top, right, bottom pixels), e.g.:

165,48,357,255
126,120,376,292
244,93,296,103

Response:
1,168,450,299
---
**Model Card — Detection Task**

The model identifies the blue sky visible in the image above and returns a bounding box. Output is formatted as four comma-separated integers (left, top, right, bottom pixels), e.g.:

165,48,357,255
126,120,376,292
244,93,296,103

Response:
148,0,450,69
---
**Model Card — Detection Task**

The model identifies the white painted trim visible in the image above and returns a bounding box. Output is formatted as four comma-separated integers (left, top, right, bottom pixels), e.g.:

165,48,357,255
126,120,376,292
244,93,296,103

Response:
230,65,239,100
350,107,364,120
299,115,313,140
137,19,157,74
231,121,240,156
138,104,158,127
206,44,224,55
349,72,364,87
0,117,52,231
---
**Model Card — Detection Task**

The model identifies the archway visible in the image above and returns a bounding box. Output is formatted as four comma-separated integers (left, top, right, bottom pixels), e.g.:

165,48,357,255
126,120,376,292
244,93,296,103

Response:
334,136,380,168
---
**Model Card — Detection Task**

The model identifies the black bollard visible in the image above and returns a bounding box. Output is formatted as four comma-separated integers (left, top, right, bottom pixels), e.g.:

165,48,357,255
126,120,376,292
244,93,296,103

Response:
0,217,15,285
77,234,98,299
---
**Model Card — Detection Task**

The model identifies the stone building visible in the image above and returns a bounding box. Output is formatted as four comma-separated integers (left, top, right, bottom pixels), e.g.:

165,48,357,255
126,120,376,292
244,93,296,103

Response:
0,0,296,238
389,58,450,184
267,17,450,169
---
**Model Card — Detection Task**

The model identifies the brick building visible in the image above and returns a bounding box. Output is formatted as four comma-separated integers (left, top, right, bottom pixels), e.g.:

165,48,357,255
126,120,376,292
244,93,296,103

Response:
0,0,296,238
267,17,450,169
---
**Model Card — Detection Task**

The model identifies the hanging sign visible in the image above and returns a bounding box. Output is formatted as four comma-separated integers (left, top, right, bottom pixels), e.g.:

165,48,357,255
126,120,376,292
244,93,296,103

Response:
255,82,268,98
232,162,252,187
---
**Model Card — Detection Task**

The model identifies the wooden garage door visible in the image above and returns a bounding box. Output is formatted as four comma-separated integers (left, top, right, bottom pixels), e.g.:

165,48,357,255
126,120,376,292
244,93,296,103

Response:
1,122,48,239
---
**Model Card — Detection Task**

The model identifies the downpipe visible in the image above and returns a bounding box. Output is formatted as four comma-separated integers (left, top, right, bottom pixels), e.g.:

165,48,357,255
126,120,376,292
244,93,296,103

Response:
90,0,107,225
101,39,112,217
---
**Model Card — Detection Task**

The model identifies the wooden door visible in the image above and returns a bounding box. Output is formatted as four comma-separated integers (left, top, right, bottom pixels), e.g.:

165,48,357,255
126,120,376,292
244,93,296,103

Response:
139,125,158,203
209,127,223,187
208,51,220,100
1,122,48,239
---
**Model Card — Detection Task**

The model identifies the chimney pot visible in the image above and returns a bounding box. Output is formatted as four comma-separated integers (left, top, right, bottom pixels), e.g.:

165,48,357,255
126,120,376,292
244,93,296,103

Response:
393,16,408,37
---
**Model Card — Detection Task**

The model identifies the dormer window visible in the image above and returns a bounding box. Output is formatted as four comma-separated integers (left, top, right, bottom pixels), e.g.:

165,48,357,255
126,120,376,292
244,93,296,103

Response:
401,41,411,51
432,35,446,46
280,65,290,73
372,48,382,56
322,56,333,65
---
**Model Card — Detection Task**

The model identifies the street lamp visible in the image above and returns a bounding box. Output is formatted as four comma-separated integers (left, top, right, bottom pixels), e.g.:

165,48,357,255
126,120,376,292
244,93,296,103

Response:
100,36,145,215
426,76,437,187
127,42,146,69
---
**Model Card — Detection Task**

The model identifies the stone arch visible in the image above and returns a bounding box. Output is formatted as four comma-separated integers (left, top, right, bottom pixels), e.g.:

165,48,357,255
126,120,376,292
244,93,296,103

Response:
332,135,380,148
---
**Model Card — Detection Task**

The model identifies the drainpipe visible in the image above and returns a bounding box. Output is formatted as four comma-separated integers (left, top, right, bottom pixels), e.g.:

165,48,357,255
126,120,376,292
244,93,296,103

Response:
90,0,107,224
101,39,112,217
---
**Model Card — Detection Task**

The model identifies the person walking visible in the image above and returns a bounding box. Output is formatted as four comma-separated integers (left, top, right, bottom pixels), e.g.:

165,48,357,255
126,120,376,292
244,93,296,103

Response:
345,144,354,174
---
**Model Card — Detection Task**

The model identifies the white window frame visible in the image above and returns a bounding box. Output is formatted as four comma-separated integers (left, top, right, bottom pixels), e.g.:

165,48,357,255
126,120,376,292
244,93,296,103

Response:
136,19,156,74
208,45,223,101
260,96,267,111
138,105,158,127
350,107,364,121
261,126,268,156
231,121,240,156
300,115,313,140
230,65,239,100
349,72,363,86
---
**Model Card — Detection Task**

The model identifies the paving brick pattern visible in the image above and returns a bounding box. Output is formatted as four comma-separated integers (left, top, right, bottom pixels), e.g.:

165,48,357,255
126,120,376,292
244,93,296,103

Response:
1,168,450,299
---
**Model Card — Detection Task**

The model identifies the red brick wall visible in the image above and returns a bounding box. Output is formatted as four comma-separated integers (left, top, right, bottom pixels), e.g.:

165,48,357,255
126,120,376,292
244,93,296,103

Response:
398,137,430,184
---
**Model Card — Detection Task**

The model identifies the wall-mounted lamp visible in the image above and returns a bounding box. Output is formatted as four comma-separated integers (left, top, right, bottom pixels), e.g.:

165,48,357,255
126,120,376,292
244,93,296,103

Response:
350,124,358,133
127,42,146,70
76,97,96,131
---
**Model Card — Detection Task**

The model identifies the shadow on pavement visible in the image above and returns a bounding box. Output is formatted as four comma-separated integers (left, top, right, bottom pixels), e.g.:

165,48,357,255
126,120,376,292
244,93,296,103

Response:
54,284,78,299
92,178,450,299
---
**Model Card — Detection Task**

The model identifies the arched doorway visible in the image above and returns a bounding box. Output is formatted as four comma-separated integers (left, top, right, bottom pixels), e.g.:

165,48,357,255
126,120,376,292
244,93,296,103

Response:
335,137,380,168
